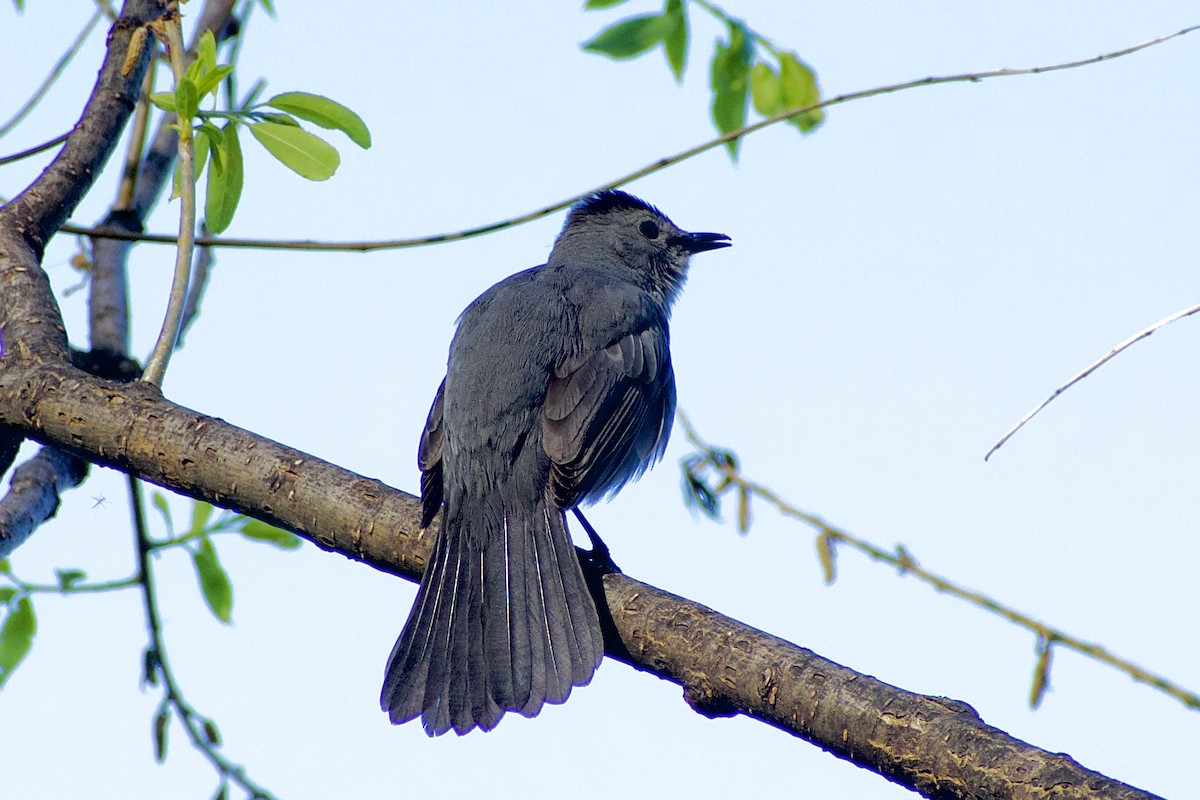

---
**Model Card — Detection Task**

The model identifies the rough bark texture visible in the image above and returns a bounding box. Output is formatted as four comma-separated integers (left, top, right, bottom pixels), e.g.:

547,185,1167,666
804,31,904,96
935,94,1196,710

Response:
0,361,427,580
601,574,1159,800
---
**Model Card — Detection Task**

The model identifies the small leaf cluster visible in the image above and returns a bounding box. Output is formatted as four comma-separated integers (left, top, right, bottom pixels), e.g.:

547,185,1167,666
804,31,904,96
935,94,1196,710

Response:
681,447,752,534
151,492,302,626
148,30,371,233
584,0,823,157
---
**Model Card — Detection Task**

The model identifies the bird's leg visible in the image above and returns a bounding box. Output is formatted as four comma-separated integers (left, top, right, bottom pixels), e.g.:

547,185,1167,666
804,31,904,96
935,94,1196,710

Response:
571,508,622,575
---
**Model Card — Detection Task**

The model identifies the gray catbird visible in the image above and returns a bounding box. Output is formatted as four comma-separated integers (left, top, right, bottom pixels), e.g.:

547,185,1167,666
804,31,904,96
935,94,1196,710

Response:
381,190,730,735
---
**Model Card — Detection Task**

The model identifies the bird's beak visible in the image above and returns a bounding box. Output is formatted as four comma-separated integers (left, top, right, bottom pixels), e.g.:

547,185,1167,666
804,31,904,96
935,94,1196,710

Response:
678,231,732,253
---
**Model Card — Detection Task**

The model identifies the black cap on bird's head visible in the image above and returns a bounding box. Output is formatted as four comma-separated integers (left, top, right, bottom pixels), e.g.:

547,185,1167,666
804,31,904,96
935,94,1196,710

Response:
553,190,730,304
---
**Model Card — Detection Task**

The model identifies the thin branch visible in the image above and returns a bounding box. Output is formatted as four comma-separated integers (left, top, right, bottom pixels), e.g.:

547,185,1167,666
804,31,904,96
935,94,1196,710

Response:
0,447,90,559
3,571,139,595
985,303,1200,460
128,475,276,799
60,23,1200,254
0,8,104,139
141,7,196,388
0,133,71,167
89,64,157,357
677,412,1200,713
177,227,213,347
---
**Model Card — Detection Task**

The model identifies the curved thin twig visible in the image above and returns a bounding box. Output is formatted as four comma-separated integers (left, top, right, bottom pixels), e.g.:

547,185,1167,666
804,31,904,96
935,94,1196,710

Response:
985,303,1200,460
0,133,71,167
141,10,196,388
59,24,1200,253
0,8,104,139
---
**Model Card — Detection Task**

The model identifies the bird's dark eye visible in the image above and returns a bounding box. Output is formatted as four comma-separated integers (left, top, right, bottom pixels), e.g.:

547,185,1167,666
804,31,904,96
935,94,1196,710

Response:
638,220,660,239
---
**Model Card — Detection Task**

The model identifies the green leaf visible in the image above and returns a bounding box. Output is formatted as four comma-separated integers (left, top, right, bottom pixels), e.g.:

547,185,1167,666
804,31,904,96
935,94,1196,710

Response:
189,501,214,535
0,595,36,688
153,705,170,763
709,22,753,158
195,65,234,100
0,588,15,603
582,14,675,60
256,0,275,17
239,520,302,550
265,92,371,149
149,92,177,113
778,51,824,132
663,0,688,81
55,569,86,591
191,537,233,624
151,492,174,533
196,29,217,75
584,0,631,8
750,62,782,116
205,123,243,233
0,559,10,575
175,77,200,122
249,122,340,181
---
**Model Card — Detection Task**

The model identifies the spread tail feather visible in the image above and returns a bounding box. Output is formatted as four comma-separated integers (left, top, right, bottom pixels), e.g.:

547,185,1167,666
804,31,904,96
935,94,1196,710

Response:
381,499,603,735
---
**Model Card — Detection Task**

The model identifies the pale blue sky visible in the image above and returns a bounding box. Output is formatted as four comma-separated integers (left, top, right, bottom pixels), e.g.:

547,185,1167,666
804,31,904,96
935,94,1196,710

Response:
2,3,1198,798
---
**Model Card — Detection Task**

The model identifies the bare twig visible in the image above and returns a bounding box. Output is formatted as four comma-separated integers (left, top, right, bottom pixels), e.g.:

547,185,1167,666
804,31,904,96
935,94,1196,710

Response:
677,411,1200,713
0,8,104,139
89,64,157,357
0,1,161,254
141,7,196,388
178,227,214,347
985,303,1200,460
0,133,71,167
60,24,1200,254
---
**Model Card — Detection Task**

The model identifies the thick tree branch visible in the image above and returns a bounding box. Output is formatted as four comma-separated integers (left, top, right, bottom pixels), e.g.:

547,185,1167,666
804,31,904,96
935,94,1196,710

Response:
0,361,425,579
0,358,1162,799
601,573,1158,799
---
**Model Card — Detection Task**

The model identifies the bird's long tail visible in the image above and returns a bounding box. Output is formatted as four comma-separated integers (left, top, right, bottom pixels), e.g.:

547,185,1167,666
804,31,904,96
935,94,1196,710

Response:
380,498,604,736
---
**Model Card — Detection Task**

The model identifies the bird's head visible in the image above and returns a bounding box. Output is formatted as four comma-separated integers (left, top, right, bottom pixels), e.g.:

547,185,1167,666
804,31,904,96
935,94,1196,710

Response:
550,190,730,306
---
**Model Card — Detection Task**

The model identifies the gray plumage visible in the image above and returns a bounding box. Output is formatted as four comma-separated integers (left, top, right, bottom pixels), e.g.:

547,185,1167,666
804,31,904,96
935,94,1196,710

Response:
381,190,730,735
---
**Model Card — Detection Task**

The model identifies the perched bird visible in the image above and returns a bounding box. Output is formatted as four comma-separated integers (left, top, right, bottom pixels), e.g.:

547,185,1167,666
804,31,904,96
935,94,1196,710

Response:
381,190,730,735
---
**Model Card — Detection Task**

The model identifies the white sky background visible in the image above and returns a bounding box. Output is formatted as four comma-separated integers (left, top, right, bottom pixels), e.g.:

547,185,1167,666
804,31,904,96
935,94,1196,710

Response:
2,2,1198,798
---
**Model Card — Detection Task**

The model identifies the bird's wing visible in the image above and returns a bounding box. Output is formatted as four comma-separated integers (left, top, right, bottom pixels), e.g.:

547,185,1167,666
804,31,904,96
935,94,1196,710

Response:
417,378,446,528
542,326,675,508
